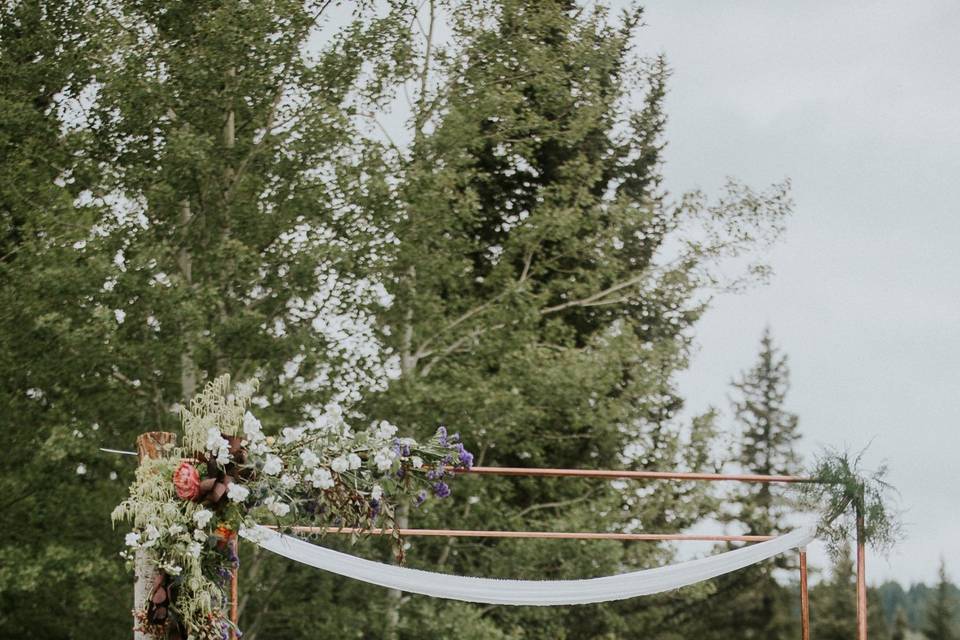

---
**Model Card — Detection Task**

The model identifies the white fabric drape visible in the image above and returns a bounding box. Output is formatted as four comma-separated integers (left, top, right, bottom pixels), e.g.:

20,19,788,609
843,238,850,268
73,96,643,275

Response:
241,525,816,606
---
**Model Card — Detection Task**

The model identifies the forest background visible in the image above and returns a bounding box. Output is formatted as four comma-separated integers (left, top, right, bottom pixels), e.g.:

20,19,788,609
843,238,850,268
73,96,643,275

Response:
1,1,956,639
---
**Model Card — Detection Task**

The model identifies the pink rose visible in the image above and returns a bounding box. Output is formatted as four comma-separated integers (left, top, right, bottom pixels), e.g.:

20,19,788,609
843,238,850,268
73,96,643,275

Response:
172,461,201,501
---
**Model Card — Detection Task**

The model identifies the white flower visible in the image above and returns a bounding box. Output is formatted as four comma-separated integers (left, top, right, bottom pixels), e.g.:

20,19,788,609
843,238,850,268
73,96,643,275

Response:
193,529,208,542
168,524,185,536
250,440,269,455
188,542,203,558
264,496,290,517
262,455,283,475
374,420,398,440
279,474,297,489
124,532,141,548
308,468,334,490
347,453,362,470
114,309,126,324
300,449,320,469
141,525,160,548
206,427,230,465
371,484,383,502
281,427,305,444
166,565,182,576
109,471,118,481
373,448,395,472
193,509,214,528
330,456,349,473
227,483,250,502
410,456,424,469
239,525,271,544
76,463,87,475
324,403,343,421
243,411,264,441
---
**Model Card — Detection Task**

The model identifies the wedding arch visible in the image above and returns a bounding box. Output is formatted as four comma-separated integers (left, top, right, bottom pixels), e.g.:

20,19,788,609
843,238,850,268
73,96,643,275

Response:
113,377,878,640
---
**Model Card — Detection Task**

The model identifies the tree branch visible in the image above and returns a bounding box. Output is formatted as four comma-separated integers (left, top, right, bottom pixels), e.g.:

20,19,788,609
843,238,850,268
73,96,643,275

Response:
540,271,649,315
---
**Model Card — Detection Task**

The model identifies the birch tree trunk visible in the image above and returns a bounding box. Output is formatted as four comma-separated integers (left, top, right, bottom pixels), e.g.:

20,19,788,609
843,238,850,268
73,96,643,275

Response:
133,432,177,640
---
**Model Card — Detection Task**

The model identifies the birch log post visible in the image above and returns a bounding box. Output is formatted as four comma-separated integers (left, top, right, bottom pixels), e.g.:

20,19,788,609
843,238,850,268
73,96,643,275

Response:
134,431,176,640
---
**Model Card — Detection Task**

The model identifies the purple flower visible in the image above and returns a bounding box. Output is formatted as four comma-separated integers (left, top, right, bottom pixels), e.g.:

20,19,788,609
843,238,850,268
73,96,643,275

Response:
437,426,448,447
433,481,451,499
456,443,474,469
415,491,427,507
369,499,381,519
227,545,240,568
396,467,406,480
426,468,445,480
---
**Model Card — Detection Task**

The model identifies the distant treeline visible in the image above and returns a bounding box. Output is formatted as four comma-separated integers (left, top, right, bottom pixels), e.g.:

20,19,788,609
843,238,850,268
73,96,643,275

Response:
878,578,960,632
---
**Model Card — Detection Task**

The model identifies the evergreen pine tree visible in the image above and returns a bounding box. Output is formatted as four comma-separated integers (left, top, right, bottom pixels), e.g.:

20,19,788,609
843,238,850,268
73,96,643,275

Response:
812,552,859,640
924,560,959,640
274,3,787,638
731,327,801,536
1,1,793,638
688,329,801,639
806,552,892,640
871,586,895,640
892,606,910,640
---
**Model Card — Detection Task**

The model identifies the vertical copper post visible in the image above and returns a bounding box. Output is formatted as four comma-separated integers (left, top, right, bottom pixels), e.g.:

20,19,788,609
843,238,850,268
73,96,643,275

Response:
856,493,868,640
799,549,810,640
230,539,239,640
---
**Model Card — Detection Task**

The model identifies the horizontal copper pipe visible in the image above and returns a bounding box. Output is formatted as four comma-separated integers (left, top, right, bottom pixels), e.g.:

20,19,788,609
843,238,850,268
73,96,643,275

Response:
276,526,774,543
446,466,812,484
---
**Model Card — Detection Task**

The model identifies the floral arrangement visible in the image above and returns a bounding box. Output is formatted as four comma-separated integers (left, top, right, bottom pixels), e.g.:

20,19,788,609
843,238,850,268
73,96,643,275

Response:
113,376,472,639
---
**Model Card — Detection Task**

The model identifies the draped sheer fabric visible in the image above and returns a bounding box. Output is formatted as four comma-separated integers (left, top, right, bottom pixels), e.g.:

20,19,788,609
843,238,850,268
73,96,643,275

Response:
241,525,816,606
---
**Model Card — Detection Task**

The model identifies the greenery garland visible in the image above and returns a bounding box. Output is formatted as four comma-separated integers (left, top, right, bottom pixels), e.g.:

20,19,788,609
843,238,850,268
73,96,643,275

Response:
113,376,471,639
801,446,901,558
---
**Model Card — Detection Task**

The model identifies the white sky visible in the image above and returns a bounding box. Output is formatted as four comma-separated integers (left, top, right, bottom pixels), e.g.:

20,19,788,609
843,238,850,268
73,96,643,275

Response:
620,0,960,584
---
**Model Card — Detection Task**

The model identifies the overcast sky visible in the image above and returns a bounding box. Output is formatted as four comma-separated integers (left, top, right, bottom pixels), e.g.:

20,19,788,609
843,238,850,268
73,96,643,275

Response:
618,0,960,583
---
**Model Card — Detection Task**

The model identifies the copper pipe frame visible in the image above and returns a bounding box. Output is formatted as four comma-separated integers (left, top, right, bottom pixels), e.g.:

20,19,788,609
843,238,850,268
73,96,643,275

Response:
275,526,775,543
238,467,815,637
799,549,810,640
856,501,868,640
447,465,812,484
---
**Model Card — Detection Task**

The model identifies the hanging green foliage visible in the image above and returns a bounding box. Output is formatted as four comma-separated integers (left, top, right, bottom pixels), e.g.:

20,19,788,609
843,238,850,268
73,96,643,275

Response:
802,447,901,558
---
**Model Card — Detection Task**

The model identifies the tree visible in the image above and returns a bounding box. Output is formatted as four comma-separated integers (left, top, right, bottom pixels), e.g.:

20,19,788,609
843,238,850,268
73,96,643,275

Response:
892,607,910,640
320,2,786,639
812,552,859,640
686,329,802,639
1,1,411,637
809,552,891,640
1,1,792,638
0,1,131,636
731,327,801,535
924,560,959,640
